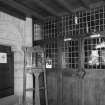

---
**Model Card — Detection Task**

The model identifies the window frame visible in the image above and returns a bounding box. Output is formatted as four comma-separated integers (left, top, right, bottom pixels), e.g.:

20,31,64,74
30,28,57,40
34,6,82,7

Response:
82,35,105,70
62,38,81,71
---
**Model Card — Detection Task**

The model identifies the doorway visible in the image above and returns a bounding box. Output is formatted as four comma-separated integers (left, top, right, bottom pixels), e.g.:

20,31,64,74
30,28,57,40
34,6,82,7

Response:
0,45,14,98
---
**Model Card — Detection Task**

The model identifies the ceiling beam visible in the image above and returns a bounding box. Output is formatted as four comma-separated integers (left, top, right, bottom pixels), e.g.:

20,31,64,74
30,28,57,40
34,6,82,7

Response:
89,0,105,8
78,0,90,9
32,0,60,16
56,0,73,14
0,1,26,20
100,0,105,5
0,0,45,20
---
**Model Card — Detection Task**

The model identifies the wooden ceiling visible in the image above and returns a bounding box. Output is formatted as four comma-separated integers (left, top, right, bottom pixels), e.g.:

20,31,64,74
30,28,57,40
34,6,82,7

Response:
0,0,105,21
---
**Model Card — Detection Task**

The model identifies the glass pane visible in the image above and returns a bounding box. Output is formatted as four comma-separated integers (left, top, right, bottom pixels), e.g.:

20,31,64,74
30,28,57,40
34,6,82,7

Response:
63,39,79,69
45,41,58,68
43,18,58,39
84,37,105,69
34,24,42,40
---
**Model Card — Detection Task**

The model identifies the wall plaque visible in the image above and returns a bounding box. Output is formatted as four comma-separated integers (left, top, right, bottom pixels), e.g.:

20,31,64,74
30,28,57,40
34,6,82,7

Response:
0,52,7,63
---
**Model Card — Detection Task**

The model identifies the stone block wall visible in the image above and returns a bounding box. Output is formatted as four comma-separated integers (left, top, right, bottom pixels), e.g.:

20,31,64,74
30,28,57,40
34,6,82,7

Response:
0,11,33,105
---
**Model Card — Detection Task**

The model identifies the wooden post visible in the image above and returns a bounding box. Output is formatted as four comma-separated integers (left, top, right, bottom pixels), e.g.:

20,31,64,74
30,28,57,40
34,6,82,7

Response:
33,69,42,105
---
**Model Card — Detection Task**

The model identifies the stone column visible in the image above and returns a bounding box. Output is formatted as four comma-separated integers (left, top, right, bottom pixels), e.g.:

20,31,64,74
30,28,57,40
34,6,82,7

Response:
33,69,43,105
24,17,32,47
12,46,24,105
23,17,33,105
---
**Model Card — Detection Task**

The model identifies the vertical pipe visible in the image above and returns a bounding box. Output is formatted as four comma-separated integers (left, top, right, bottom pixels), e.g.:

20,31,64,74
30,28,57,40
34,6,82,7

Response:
34,72,40,105
23,48,27,105
43,48,48,105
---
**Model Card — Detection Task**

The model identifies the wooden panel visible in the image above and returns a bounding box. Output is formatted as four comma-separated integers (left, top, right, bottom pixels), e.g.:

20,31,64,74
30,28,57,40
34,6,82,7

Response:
62,76,82,105
83,79,96,105
39,72,46,105
62,69,105,105
46,71,58,105
46,70,105,105
83,70,105,105
46,69,105,105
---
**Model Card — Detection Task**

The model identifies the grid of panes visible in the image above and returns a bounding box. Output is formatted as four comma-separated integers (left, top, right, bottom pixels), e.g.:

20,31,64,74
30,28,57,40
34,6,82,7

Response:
62,6,105,38
84,37,105,69
45,41,58,68
43,17,58,39
63,40,79,69
34,24,43,41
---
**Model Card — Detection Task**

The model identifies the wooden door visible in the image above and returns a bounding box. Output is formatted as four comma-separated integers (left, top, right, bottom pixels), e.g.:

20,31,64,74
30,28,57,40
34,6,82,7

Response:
62,36,105,105
0,45,14,98
62,39,83,105
45,41,58,105
45,37,105,105
82,37,105,105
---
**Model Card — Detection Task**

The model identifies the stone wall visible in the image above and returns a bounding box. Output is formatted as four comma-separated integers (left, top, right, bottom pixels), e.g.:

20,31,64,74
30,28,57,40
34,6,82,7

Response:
0,11,33,105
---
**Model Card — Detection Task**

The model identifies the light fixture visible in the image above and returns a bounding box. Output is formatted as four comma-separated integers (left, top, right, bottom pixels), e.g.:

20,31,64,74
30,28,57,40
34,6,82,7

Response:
74,16,78,24
90,33,100,38
64,38,72,41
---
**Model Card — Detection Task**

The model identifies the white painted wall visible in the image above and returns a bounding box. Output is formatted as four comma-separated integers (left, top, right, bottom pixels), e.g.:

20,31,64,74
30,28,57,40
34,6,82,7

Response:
0,11,33,105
